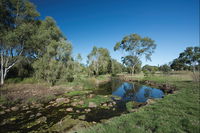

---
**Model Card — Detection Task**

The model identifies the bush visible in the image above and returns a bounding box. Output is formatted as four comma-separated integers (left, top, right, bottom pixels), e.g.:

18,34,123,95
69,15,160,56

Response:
21,77,38,84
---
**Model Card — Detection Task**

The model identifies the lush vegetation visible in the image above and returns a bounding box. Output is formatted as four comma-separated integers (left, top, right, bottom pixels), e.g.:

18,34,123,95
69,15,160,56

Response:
0,0,199,133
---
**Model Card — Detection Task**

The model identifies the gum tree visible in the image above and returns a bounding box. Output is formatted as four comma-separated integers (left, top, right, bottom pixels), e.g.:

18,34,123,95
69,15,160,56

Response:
178,46,200,81
87,46,111,76
0,0,39,85
114,34,156,75
33,18,72,85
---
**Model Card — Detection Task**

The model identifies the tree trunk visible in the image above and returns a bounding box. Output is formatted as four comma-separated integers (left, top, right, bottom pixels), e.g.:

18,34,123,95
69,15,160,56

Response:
1,51,4,85
132,65,135,75
192,64,198,82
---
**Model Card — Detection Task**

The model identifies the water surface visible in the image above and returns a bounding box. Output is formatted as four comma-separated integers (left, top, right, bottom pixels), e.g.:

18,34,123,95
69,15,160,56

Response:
97,79,164,103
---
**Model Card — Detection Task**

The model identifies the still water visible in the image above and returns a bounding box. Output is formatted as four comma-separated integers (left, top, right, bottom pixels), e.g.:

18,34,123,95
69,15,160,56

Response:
97,79,164,103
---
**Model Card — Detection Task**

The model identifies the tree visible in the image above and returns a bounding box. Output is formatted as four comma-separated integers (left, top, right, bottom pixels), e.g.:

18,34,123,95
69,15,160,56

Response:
170,58,186,71
142,65,158,76
29,17,65,58
177,46,200,81
73,53,84,76
111,59,123,75
114,34,156,75
159,64,171,74
0,0,39,85
33,39,72,86
121,56,141,74
87,46,111,76
178,47,200,72
7,57,34,78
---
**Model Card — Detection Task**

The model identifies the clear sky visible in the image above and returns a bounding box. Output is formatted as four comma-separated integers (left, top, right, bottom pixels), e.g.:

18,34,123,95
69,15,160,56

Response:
31,0,199,66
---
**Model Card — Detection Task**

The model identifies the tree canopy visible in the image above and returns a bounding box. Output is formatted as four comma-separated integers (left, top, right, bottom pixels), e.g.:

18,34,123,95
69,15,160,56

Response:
87,46,111,76
114,34,156,74
0,0,40,84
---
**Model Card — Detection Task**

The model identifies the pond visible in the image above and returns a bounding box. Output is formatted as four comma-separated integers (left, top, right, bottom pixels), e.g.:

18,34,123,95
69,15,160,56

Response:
96,79,164,103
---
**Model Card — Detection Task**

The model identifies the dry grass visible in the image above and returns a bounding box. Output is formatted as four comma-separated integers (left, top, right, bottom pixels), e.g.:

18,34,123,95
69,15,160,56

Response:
0,84,66,105
122,71,194,82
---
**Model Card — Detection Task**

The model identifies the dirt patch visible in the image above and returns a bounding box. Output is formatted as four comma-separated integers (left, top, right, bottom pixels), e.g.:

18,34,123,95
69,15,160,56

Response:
0,84,68,106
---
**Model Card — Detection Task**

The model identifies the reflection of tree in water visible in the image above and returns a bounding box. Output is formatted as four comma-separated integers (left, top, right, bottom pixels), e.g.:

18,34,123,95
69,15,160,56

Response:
111,79,124,92
96,78,126,95
144,88,152,98
122,83,140,101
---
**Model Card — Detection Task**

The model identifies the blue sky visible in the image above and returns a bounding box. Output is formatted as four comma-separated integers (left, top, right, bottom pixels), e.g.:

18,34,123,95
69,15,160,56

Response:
31,0,199,66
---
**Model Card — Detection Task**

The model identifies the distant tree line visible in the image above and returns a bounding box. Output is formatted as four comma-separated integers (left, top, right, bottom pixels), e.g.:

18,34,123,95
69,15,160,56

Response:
142,46,200,76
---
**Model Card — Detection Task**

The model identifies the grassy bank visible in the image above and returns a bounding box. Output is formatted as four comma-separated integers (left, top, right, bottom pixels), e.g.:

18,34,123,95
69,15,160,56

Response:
76,75,199,133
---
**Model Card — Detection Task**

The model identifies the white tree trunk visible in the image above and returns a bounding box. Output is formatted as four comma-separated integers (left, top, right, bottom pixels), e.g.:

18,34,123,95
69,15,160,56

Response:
132,65,135,75
0,49,20,85
1,51,4,85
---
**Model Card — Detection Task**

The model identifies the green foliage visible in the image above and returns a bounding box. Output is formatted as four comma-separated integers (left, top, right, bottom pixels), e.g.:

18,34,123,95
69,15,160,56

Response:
5,77,23,84
170,58,186,71
73,54,85,78
33,42,72,85
87,46,111,76
20,77,38,84
171,47,200,71
111,59,123,76
31,17,73,86
114,34,156,75
7,57,34,78
126,101,134,112
142,65,158,77
159,64,171,74
179,47,200,66
0,0,40,84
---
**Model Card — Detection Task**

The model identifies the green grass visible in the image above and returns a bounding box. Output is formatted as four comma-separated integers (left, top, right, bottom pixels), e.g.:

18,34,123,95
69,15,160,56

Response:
5,77,39,84
5,77,23,84
76,75,199,133
65,91,88,96
79,95,111,108
96,75,110,80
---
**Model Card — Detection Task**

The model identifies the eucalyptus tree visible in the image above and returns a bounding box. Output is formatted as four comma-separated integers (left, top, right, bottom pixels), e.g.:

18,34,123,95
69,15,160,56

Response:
170,58,186,71
74,53,83,75
0,0,39,85
30,16,65,57
159,64,171,74
178,47,200,72
170,47,200,73
87,46,111,76
18,14,74,85
114,34,156,75
121,55,141,74
142,65,158,76
111,59,123,75
177,46,200,81
33,39,72,85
